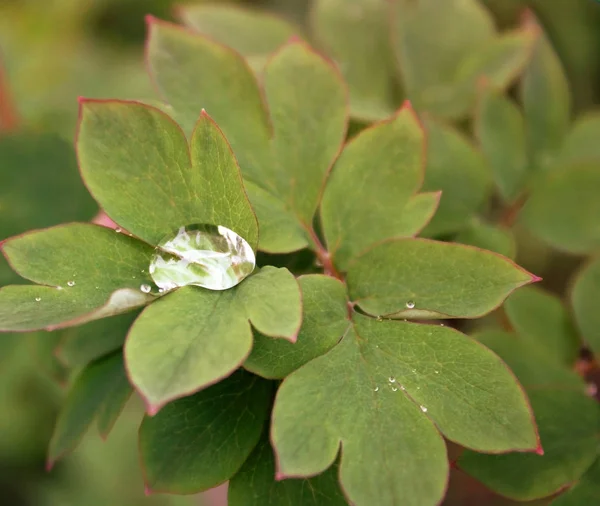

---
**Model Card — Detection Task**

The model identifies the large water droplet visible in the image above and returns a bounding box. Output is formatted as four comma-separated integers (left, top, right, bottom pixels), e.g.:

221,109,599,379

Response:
149,224,255,291
406,300,415,309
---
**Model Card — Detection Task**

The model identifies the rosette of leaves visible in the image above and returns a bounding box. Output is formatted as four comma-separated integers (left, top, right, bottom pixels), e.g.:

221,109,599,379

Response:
0,14,547,506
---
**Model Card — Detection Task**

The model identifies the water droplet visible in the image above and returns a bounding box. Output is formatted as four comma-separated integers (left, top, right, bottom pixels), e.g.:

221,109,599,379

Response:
420,406,428,413
388,377,396,383
158,288,165,293
67,281,75,287
435,370,439,374
400,385,406,391
140,284,152,294
56,286,63,290
374,386,379,392
35,297,41,302
440,323,445,327
149,224,255,291
391,386,398,392
95,286,99,290
377,316,383,322
115,227,122,233
412,369,416,373
406,300,415,309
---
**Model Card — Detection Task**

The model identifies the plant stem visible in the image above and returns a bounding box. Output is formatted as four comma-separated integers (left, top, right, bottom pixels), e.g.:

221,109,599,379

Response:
0,63,19,131
305,226,343,281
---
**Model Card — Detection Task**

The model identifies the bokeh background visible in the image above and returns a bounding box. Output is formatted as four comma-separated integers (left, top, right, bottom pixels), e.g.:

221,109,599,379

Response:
1,1,599,505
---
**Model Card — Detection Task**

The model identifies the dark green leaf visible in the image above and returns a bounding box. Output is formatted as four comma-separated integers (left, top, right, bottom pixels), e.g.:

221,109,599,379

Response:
560,113,600,165
321,104,424,270
311,0,397,120
229,435,347,506
347,238,536,319
245,275,349,379
505,286,579,366
420,117,491,236
551,458,600,506
455,219,516,259
125,268,301,413
47,351,132,466
0,224,154,331
522,163,600,254
572,257,600,357
139,370,271,494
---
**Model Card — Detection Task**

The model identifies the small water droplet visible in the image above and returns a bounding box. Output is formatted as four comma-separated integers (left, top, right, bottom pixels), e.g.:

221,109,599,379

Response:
412,369,416,373
115,227,122,233
56,286,63,290
158,288,165,293
149,224,255,291
67,281,75,287
388,377,396,383
440,323,445,327
35,297,41,302
435,370,439,374
140,284,152,294
406,300,415,309
377,316,383,322
391,386,398,392
400,385,406,391
420,406,428,413
374,386,379,392
95,286,99,290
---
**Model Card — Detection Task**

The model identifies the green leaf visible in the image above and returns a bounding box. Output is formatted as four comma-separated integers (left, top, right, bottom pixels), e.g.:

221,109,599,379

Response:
26,331,69,385
551,458,600,506
475,86,528,202
146,17,273,181
347,238,536,319
462,330,598,501
321,104,424,270
572,257,600,357
420,117,491,236
522,163,600,254
244,181,309,253
391,0,495,117
560,113,600,165
455,219,516,259
56,311,140,368
77,100,258,249
272,314,538,506
125,267,301,413
521,15,571,171
229,435,347,506
311,0,397,121
178,4,299,62
0,132,97,240
0,224,154,331
47,351,132,467
139,370,271,494
245,275,349,379
505,286,579,366
263,41,348,225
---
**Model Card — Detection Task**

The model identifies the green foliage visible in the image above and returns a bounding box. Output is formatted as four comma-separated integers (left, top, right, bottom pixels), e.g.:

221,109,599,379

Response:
2,1,600,505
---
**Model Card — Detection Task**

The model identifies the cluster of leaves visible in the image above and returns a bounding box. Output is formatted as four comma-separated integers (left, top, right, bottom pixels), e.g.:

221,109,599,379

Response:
2,0,600,505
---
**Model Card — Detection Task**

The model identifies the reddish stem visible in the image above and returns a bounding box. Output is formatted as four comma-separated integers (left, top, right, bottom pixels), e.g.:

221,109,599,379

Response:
0,63,19,131
306,226,343,281
499,193,527,228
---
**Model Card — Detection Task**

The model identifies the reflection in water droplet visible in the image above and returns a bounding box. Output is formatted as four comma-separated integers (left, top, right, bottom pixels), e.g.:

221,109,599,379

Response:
67,281,75,287
420,406,428,413
406,300,415,309
140,284,152,294
374,386,379,392
35,297,41,302
149,224,255,291
388,377,396,383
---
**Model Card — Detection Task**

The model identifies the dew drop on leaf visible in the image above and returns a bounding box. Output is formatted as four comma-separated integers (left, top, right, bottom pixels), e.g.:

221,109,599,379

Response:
35,297,41,302
406,300,415,309
400,385,406,391
67,281,75,287
374,386,379,392
388,377,396,383
420,406,428,413
115,228,122,233
391,386,398,392
149,224,256,291
140,284,152,294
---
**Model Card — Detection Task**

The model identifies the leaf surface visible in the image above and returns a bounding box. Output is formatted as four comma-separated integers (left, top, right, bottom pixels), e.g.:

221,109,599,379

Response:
139,370,272,494
572,258,600,357
560,113,600,165
347,239,535,318
551,458,600,506
455,219,516,259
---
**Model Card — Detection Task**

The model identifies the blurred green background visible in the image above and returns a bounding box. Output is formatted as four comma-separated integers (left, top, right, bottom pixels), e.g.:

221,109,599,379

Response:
0,1,599,505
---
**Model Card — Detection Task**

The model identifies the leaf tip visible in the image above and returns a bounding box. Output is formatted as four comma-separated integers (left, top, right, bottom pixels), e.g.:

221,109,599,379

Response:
144,484,153,496
144,400,162,417
286,34,303,44
145,14,158,27
45,459,55,472
274,471,286,481
531,274,543,283
534,443,544,456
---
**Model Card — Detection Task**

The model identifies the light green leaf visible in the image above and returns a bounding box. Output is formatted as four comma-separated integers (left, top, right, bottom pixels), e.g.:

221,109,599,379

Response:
505,286,579,366
47,351,132,467
551,458,600,506
178,4,299,62
560,113,600,165
77,100,258,249
321,104,425,270
0,224,154,331
522,163,600,254
245,275,349,379
572,257,600,357
475,86,528,202
347,238,535,319
273,314,538,506
420,117,492,236
244,181,309,253
264,41,348,225
229,435,347,506
125,267,301,413
455,219,516,259
391,0,494,116
146,17,273,183
396,192,441,237
56,311,140,368
521,15,571,171
139,370,272,494
311,0,397,121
